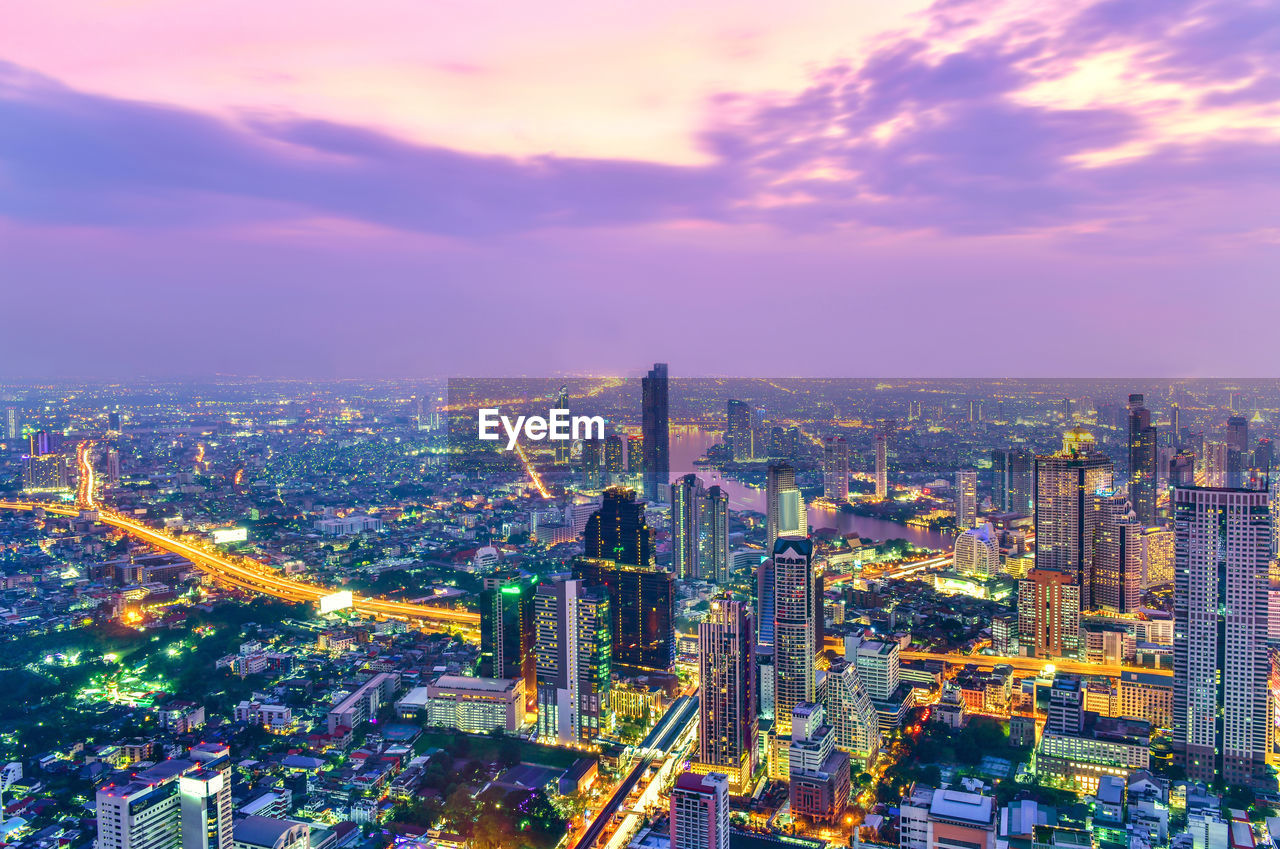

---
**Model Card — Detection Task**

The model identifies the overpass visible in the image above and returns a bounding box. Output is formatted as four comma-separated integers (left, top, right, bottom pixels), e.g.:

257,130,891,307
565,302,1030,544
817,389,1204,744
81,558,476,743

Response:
900,650,1172,679
0,499,481,633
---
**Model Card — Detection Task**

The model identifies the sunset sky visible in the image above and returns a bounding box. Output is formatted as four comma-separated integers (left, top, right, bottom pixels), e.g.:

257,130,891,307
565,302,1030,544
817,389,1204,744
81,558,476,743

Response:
1,0,1277,378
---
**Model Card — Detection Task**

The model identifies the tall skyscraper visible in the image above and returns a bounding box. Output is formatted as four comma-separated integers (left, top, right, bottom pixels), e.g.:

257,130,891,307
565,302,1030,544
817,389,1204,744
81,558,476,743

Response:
604,433,625,479
107,448,122,484
701,486,730,583
772,536,816,738
670,772,729,849
573,558,675,674
1226,415,1250,488
534,578,611,744
642,363,669,502
1127,394,1158,525
726,399,753,462
1091,493,1142,614
1034,428,1114,610
766,462,807,551
823,437,849,502
696,597,756,792
1173,486,1271,785
581,438,604,489
968,399,983,422
1017,568,1081,659
823,660,880,768
583,487,653,566
96,749,233,849
6,407,20,440
479,573,537,712
954,469,977,529
874,432,888,500
991,448,1033,514
672,474,706,581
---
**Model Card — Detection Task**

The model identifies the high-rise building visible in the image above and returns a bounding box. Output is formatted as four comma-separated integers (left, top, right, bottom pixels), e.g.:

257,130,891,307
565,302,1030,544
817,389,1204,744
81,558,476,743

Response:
787,702,850,824
954,523,999,579
583,487,653,567
581,438,604,489
1091,494,1142,614
726,399,753,462
823,437,849,502
823,660,880,768
695,597,756,792
1226,415,1250,488
573,558,674,674
670,772,729,849
773,537,816,738
1034,428,1114,610
1127,394,1159,525
701,486,730,584
954,469,978,529
1017,569,1081,659
672,474,706,581
604,433,625,479
107,448,122,484
1173,486,1271,785
627,434,643,474
5,407,19,440
991,448,1033,514
534,578,611,744
95,750,232,849
765,462,806,551
969,399,983,423
108,411,122,433
908,399,922,421
875,433,888,500
642,363,669,503
479,573,536,713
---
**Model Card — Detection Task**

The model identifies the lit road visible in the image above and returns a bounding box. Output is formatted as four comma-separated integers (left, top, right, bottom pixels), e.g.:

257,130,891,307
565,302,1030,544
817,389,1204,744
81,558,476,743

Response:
900,650,1171,679
0,500,480,632
75,442,97,510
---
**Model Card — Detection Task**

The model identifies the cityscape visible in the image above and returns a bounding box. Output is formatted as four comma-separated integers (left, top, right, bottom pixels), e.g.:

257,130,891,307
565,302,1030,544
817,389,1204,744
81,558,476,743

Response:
0,376,1278,849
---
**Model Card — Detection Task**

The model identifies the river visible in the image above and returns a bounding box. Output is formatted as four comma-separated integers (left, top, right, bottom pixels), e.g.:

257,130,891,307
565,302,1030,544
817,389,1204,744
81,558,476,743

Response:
668,426,954,550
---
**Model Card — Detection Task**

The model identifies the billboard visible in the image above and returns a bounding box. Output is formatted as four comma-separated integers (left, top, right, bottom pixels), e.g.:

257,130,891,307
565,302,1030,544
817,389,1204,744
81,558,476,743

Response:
210,527,248,544
318,590,354,614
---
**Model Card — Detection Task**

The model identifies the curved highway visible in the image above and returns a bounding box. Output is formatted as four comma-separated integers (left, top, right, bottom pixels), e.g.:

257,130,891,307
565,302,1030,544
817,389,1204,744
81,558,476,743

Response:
0,500,480,631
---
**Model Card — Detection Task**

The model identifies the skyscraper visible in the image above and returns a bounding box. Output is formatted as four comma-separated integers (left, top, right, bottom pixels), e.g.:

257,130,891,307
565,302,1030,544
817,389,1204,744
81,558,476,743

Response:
1226,415,1249,488
954,469,977,529
954,523,999,578
1091,493,1142,614
991,448,1033,514
642,363,669,502
1017,568,1081,659
479,573,537,713
95,749,233,849
701,485,730,583
672,474,706,580
824,660,880,768
726,399,753,462
695,597,756,792
107,448,122,484
534,578,611,744
823,437,849,502
1034,428,1114,610
1127,394,1158,525
1173,486,1271,786
968,399,983,422
875,432,888,500
6,407,20,440
604,433,625,479
583,487,653,566
773,536,816,738
573,558,675,674
670,772,729,849
581,437,604,489
766,462,807,551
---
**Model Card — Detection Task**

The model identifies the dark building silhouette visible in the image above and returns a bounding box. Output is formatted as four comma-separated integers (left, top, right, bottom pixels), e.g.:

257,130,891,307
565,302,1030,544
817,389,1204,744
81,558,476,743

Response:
583,487,653,567
1127,394,1158,525
572,557,675,674
479,573,536,711
641,363,669,502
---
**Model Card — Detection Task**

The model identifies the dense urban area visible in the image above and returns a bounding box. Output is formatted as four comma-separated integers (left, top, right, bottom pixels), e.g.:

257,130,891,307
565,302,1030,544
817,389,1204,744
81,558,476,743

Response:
0,374,1276,849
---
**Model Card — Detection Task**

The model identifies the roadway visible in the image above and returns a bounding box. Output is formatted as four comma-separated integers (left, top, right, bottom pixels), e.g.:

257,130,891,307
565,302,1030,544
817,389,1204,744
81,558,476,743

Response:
0,500,480,632
900,650,1172,679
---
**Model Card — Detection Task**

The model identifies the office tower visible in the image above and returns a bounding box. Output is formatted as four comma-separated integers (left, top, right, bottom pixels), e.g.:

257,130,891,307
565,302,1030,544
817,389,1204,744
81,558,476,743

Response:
1034,428,1114,609
672,474,706,580
908,399,922,421
1226,415,1249,488
1017,569,1081,659
874,432,889,500
1170,403,1181,447
1140,526,1175,588
670,772,729,849
991,448,1033,514
179,749,233,849
701,486,730,583
1169,451,1196,488
696,598,756,792
96,752,232,849
1173,487,1271,785
642,363,669,502
106,448,121,484
573,558,674,674
954,469,977,529
604,433,625,479
822,437,849,502
726,400,752,461
969,399,983,422
756,559,775,650
479,574,536,712
534,578,611,744
553,386,571,462
24,452,69,492
765,462,807,551
581,438,604,489
773,537,816,737
824,660,880,767
1092,494,1142,614
788,703,850,824
107,411,121,433
954,523,998,578
4,407,17,441
1127,395,1159,525
583,487,653,566
627,434,643,473
854,639,900,702
1252,438,1274,490
1046,675,1085,735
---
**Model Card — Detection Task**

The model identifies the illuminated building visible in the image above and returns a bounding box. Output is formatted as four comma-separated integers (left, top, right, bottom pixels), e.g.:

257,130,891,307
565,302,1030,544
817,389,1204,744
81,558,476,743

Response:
1036,715,1151,793
425,675,523,733
773,537,816,740
535,578,611,744
23,452,68,492
641,362,669,503
581,437,604,489
1017,569,1080,659
875,432,888,500
992,448,1032,514
670,772,729,849
107,448,122,484
969,398,983,422
1227,415,1250,488
1173,486,1271,785
604,433,625,479
1034,428,1113,609
701,486,729,583
95,748,232,849
823,660,880,768
627,434,642,474
672,474,705,580
726,399,753,462
5,407,18,440
954,523,998,579
756,558,776,720
583,487,653,566
695,597,756,792
573,557,674,674
954,469,977,529
1118,670,1173,728
1091,493,1142,614
1127,394,1158,525
479,573,536,712
823,437,849,502
232,818,309,849
765,462,806,552
787,702,850,824
326,673,392,733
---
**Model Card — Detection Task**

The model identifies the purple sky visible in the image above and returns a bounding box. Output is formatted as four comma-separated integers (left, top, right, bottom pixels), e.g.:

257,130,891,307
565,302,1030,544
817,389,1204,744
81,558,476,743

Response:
1,0,1277,378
